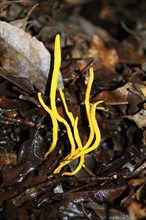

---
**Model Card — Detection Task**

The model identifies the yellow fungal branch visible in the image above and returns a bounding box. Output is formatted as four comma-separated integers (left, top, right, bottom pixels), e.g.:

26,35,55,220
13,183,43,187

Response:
38,92,58,158
38,34,103,176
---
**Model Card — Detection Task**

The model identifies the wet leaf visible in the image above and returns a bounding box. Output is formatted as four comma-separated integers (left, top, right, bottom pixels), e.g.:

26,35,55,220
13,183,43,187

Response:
86,203,129,220
89,184,127,204
62,184,126,204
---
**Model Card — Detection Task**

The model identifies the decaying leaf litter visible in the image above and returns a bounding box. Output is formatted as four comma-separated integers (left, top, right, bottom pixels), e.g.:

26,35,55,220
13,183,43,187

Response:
0,0,146,219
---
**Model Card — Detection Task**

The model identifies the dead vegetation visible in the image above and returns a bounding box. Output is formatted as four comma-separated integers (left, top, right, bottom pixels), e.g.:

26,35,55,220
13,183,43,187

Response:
0,0,146,219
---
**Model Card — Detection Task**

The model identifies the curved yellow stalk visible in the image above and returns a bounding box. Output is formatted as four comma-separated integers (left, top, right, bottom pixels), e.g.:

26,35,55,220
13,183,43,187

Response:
49,34,61,116
54,100,102,174
83,67,95,150
38,92,58,157
62,117,84,176
58,89,85,176
73,117,83,151
50,34,76,156
59,88,75,128
72,100,103,159
53,97,84,175
54,117,84,175
62,155,84,176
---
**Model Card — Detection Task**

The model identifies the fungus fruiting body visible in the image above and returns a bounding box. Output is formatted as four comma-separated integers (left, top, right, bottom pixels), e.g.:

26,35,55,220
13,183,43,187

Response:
38,34,102,176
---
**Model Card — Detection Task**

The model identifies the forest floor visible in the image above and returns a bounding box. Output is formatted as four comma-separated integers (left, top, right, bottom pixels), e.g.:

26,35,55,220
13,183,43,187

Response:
0,0,146,219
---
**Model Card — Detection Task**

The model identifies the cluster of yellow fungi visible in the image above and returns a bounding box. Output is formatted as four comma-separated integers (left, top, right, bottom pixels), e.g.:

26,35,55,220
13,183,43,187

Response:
38,34,102,176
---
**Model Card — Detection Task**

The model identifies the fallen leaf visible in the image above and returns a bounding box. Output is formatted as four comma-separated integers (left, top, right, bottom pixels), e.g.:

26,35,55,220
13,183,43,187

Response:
0,66,35,94
94,82,131,105
10,3,39,30
0,1,20,17
128,200,146,219
124,109,146,128
86,203,129,220
88,35,119,70
62,184,126,204
113,40,146,65
0,21,63,94
94,81,145,108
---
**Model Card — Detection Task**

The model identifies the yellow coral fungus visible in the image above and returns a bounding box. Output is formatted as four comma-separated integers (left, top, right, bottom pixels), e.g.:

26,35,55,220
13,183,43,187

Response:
38,34,102,176
38,92,58,158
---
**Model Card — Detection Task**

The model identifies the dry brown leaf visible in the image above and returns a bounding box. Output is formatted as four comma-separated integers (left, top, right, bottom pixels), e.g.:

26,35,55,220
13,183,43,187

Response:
10,4,38,30
0,66,35,94
0,148,17,170
88,35,119,70
128,200,146,219
124,109,146,128
94,82,131,105
94,81,146,107
0,1,21,17
0,21,63,94
114,40,146,65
